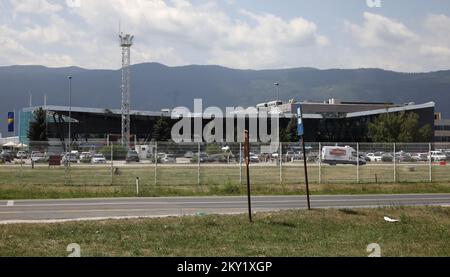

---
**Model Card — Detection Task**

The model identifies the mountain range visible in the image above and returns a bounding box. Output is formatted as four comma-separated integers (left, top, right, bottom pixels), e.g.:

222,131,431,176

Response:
1,62,450,136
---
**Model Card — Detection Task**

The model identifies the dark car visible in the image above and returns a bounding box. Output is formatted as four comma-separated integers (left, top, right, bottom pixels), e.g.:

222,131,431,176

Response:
126,150,140,162
0,151,13,163
204,154,227,163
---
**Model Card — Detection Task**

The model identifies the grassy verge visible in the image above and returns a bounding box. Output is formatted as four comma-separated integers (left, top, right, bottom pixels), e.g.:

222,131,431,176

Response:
2,164,450,199
0,206,449,256
1,182,450,200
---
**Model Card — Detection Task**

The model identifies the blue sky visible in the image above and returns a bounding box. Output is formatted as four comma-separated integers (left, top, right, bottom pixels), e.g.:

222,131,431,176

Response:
1,0,450,71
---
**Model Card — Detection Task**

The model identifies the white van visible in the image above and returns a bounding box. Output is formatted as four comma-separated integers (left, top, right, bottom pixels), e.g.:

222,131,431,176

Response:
321,146,366,165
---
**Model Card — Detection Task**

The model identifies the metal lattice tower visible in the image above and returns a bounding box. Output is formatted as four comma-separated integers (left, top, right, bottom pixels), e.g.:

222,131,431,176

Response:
119,33,133,148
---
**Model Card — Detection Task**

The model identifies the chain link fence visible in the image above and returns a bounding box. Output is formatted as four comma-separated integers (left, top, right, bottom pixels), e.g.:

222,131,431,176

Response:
1,141,450,189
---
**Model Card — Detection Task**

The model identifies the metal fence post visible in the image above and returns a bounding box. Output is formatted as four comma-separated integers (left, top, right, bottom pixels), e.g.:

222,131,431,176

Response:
197,142,200,186
356,142,359,184
64,149,68,186
19,155,23,186
393,143,396,183
429,142,432,183
239,142,242,185
279,142,282,184
154,142,157,185
318,142,322,184
110,143,113,185
136,177,139,196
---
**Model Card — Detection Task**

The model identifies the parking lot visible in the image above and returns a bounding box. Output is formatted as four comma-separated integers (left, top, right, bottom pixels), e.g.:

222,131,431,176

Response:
1,142,450,187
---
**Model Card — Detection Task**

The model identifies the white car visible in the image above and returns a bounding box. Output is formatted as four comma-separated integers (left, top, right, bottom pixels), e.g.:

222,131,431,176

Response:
91,154,106,164
366,152,383,162
161,154,176,163
429,151,447,162
411,153,428,162
79,152,92,160
31,152,45,163
16,151,28,159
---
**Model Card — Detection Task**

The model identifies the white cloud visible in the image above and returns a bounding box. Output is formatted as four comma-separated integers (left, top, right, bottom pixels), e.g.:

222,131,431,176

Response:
1,1,449,72
345,12,417,48
18,23,69,44
420,45,450,58
342,12,450,72
10,0,62,14
0,25,74,66
424,14,450,36
421,14,450,58
0,0,328,69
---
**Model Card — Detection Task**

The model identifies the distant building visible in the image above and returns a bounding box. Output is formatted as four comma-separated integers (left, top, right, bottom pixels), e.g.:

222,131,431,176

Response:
258,98,435,142
19,106,169,146
434,113,450,142
19,99,436,146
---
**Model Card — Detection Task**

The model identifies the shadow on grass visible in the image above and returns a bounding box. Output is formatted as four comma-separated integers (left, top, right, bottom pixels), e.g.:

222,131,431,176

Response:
338,209,366,216
264,221,298,228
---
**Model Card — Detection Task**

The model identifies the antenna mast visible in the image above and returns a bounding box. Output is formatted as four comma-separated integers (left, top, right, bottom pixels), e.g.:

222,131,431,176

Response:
119,32,133,148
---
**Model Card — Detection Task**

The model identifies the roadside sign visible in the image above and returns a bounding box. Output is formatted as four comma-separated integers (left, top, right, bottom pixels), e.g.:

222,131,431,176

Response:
297,104,311,210
297,106,304,136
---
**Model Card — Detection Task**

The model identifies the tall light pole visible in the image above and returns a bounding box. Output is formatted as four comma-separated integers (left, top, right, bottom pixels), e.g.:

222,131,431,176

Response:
274,82,280,101
68,76,72,160
119,33,133,149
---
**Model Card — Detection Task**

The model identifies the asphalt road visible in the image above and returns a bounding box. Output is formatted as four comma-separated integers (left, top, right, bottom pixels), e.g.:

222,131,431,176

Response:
1,194,449,223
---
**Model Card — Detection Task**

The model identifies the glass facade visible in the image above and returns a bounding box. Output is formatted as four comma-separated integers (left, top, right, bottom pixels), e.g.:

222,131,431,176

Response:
20,106,436,143
19,111,32,144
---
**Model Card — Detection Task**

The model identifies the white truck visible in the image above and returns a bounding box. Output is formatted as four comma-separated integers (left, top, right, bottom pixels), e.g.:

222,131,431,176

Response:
321,146,366,165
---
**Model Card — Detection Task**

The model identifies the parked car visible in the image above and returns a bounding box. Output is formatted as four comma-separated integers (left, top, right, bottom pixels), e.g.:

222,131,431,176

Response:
285,151,301,161
16,150,28,159
79,152,92,163
429,151,447,162
360,153,371,162
437,149,450,160
79,152,92,160
0,151,13,163
184,151,195,158
411,153,428,162
31,151,46,163
70,150,80,159
1,149,13,157
204,154,227,163
395,151,414,162
270,152,279,159
91,153,106,164
161,154,176,163
126,150,140,162
366,152,383,162
62,153,79,164
190,152,208,163
381,153,394,162
249,152,260,163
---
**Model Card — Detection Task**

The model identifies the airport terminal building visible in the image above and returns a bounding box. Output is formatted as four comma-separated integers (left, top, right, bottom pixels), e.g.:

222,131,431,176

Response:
434,112,450,142
18,99,436,146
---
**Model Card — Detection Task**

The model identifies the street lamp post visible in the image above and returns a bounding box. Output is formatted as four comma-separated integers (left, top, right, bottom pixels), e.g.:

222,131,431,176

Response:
274,82,280,101
68,76,72,166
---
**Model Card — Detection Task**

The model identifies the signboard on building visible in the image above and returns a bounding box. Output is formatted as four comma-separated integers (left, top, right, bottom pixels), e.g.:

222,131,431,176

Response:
7,112,14,133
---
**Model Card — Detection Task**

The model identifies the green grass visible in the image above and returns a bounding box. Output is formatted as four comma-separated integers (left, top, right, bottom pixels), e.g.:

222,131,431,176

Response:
1,182,450,200
1,207,449,256
1,164,450,199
